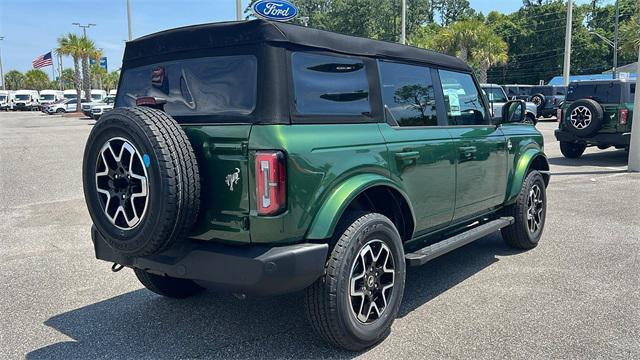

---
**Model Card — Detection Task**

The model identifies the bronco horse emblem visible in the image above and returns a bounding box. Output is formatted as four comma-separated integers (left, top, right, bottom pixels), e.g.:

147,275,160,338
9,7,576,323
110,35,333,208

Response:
225,168,240,191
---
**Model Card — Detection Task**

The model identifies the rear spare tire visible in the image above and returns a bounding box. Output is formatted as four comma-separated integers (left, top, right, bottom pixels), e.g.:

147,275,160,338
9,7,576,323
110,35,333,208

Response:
82,107,200,257
565,99,604,137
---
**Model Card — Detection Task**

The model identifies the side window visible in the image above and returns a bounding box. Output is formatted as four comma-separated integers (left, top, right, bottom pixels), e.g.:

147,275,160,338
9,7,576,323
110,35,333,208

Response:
379,61,438,127
291,52,370,116
438,70,487,126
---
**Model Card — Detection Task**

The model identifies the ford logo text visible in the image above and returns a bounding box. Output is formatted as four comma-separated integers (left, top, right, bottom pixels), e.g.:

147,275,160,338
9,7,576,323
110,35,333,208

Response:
252,0,298,21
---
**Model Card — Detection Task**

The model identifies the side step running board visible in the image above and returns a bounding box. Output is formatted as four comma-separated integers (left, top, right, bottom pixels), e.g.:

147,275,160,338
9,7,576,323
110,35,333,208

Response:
405,217,514,267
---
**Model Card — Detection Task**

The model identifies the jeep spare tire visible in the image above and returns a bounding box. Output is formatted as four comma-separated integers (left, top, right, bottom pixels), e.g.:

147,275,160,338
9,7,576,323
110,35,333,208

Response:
565,99,604,138
83,107,200,257
531,93,546,111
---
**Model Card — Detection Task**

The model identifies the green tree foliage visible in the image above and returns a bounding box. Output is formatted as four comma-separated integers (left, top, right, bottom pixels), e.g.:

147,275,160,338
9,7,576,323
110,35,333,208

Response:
103,71,120,92
413,19,507,82
4,70,24,90
22,69,51,91
90,63,107,90
60,68,75,90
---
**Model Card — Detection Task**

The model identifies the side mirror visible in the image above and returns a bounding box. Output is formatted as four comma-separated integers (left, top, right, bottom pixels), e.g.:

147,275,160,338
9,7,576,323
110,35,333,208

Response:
501,100,526,124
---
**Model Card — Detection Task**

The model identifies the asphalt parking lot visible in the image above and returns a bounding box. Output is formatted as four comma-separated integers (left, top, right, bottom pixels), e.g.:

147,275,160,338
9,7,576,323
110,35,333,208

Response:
1,111,638,359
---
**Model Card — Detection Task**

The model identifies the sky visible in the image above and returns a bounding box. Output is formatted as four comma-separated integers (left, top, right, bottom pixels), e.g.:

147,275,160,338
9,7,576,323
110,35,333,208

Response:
1,0,596,78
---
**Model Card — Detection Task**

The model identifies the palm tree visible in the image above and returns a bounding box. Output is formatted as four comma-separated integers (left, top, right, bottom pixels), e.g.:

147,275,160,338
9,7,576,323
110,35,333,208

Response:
411,19,508,83
56,33,83,112
79,37,102,101
473,30,508,84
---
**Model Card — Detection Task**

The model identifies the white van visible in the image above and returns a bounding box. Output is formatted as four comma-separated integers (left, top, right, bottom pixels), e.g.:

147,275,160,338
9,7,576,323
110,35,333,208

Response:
90,89,108,102
108,89,117,96
14,90,41,111
0,90,10,111
39,90,64,106
63,89,85,100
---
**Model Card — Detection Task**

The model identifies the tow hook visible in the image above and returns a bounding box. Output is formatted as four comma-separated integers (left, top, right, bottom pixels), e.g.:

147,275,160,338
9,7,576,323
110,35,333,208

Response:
111,263,125,272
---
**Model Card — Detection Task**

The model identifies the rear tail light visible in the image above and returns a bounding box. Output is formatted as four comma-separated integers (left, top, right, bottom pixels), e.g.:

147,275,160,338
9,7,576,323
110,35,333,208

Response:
557,108,563,125
619,109,629,125
255,151,286,216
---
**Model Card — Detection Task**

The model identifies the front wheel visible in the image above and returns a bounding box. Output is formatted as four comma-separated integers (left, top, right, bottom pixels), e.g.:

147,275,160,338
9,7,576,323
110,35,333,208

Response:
525,113,538,126
304,212,406,351
501,171,547,249
560,141,586,159
134,268,205,299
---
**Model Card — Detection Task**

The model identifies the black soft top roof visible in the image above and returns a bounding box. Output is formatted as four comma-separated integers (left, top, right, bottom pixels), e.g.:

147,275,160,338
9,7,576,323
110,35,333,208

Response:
124,19,470,72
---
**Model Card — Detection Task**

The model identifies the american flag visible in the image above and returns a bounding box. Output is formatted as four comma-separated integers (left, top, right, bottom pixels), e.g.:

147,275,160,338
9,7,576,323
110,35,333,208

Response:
32,52,53,69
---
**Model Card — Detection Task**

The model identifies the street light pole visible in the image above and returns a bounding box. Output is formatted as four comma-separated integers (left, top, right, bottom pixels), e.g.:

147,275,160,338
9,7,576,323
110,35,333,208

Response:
612,0,619,79
562,0,573,87
0,37,4,91
627,43,640,171
400,0,407,44
236,0,242,21
127,0,133,40
72,22,96,37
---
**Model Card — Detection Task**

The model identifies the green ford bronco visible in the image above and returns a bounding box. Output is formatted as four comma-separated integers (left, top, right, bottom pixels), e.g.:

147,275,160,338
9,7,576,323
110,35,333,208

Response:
83,20,550,350
556,79,635,158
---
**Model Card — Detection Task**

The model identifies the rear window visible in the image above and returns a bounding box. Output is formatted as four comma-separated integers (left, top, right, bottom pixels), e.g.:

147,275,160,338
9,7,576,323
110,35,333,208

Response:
116,55,257,118
291,52,370,116
567,83,622,103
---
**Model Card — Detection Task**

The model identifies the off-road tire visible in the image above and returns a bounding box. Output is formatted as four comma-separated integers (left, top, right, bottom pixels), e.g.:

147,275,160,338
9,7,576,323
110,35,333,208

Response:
531,93,546,111
304,212,406,351
560,141,586,159
83,106,200,256
134,268,205,299
525,113,538,126
502,171,547,249
565,99,604,137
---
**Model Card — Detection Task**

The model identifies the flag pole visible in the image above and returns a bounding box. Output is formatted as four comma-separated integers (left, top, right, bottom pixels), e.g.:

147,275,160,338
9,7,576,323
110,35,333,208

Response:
50,50,56,86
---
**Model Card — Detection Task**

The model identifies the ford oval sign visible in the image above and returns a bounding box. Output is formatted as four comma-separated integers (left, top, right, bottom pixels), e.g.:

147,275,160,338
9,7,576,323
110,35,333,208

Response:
252,0,298,22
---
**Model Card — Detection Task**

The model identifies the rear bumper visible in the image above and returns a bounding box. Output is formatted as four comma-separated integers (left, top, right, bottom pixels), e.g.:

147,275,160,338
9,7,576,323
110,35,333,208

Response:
91,226,328,296
554,129,630,146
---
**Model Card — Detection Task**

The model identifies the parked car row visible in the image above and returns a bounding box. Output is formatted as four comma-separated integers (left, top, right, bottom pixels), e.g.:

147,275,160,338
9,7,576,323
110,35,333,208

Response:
501,84,567,120
0,89,116,112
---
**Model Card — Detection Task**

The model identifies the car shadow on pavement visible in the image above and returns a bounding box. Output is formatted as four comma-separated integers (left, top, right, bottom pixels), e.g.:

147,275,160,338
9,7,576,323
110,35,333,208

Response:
27,234,517,359
548,150,628,169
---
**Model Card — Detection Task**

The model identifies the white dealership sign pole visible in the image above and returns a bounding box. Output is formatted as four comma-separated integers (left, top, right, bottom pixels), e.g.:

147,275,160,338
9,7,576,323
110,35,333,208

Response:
627,47,640,172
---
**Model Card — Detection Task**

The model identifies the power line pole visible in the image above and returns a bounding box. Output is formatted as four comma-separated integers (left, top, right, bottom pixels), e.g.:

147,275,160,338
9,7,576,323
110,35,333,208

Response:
612,0,619,79
400,0,407,44
127,0,133,40
562,0,573,87
236,0,242,21
628,46,640,171
0,37,4,91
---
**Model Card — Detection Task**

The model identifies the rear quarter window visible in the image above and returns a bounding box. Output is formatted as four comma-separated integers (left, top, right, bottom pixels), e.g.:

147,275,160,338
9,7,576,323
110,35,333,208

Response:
116,55,257,119
567,83,621,103
291,52,371,117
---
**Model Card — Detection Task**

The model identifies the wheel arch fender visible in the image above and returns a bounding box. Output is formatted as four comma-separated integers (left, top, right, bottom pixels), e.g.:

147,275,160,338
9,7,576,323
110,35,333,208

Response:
306,173,415,240
507,149,550,204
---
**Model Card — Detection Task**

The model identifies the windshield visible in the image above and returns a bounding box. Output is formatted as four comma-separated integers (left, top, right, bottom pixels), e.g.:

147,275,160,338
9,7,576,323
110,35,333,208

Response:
0,95,6,102
64,94,77,99
483,87,507,102
41,94,56,101
117,55,257,122
16,95,31,101
91,94,102,100
102,96,115,104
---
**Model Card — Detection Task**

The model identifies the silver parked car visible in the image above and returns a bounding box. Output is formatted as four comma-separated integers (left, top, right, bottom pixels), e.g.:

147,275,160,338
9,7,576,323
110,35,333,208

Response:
482,83,538,125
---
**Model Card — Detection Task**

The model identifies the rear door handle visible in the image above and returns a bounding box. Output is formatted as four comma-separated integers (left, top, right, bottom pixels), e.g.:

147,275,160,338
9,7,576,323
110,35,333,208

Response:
395,151,420,161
